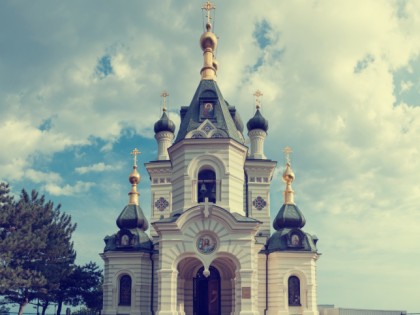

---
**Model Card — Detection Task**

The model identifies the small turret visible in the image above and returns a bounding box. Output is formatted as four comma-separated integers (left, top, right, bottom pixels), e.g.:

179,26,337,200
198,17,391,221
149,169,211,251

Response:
154,91,175,160
247,90,268,159
104,148,151,252
266,148,318,253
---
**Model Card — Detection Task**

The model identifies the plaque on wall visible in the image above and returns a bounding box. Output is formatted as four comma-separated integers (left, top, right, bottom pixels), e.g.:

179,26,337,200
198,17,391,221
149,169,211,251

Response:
242,287,251,299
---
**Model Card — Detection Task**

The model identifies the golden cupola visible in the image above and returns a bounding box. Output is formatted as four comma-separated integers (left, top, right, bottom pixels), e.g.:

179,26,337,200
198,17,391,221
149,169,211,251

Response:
200,1,218,80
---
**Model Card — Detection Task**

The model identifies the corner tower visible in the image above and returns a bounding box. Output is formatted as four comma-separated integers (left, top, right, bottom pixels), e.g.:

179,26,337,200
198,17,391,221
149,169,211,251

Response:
101,149,154,315
265,148,320,315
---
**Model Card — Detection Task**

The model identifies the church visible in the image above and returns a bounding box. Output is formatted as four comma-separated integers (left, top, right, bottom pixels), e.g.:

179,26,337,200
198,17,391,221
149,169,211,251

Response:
100,2,320,315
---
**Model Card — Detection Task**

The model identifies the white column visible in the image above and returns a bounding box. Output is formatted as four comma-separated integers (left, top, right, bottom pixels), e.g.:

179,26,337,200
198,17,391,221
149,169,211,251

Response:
248,129,267,159
238,269,259,315
157,269,178,315
155,131,174,160
177,278,185,315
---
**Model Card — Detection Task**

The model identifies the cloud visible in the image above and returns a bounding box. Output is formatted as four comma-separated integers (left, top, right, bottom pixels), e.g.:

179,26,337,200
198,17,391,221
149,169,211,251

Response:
44,181,95,196
75,162,123,174
0,119,88,181
25,169,62,184
400,80,413,93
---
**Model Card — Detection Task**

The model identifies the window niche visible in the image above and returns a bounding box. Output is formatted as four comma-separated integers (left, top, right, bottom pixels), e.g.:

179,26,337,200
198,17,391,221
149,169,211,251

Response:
197,169,216,203
119,275,132,306
288,275,301,306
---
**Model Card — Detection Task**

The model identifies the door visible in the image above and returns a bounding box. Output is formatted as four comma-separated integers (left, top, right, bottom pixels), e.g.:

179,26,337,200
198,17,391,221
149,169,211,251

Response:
193,266,221,315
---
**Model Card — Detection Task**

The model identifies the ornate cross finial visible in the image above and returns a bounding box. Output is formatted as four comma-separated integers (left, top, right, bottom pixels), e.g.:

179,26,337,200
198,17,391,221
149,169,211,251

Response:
130,148,141,166
283,146,293,164
202,1,216,26
254,89,263,109
161,90,169,112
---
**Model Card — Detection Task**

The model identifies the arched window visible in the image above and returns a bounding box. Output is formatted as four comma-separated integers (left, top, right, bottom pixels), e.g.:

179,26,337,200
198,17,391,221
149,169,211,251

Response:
288,276,301,306
198,169,216,203
119,275,132,306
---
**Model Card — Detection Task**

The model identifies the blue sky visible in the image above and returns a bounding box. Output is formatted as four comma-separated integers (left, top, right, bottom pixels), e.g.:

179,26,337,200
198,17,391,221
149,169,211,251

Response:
1,0,419,312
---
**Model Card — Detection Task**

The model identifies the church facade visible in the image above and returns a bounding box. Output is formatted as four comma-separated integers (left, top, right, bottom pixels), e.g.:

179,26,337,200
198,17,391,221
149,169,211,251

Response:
100,3,320,315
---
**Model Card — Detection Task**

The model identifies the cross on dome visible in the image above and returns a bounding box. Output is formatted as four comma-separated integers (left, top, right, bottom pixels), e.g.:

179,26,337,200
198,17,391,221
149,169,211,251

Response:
283,146,293,164
254,89,263,110
161,90,169,112
130,148,141,167
202,1,216,26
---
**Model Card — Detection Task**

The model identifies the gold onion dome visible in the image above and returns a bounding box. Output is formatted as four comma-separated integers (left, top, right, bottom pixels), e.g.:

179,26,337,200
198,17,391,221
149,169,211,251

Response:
129,165,141,185
282,161,295,183
200,23,218,51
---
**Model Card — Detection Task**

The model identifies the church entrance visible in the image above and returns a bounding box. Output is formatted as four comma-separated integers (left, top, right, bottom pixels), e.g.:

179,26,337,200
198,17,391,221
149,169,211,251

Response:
193,266,220,315
177,256,236,315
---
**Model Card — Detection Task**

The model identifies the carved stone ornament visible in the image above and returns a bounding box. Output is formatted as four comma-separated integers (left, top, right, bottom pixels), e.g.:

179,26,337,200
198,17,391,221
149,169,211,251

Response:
155,197,169,211
253,196,267,210
196,234,217,254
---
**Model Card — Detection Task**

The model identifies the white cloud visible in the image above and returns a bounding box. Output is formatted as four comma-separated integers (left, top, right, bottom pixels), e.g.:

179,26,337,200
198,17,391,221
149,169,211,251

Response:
25,169,62,184
44,181,95,196
0,119,88,181
75,162,123,174
400,80,413,93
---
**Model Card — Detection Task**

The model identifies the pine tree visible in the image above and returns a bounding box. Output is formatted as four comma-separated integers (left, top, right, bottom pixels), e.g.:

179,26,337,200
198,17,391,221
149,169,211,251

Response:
36,206,77,315
0,183,76,315
54,262,103,315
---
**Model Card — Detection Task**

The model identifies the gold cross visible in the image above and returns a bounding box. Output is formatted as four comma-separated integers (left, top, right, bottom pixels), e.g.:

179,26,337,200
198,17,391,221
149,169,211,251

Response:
283,146,293,164
254,89,263,109
202,1,216,25
130,148,141,166
161,90,169,112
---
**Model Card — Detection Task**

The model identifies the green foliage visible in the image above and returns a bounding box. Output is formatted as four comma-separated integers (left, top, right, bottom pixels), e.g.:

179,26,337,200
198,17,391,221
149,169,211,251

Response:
0,303,10,315
43,262,103,315
64,262,103,315
71,306,99,315
60,263,103,312
77,263,103,313
0,183,77,315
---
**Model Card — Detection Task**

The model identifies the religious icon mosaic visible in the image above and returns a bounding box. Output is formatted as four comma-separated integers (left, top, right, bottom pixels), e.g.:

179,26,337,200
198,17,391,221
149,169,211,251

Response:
196,234,217,254
200,102,215,120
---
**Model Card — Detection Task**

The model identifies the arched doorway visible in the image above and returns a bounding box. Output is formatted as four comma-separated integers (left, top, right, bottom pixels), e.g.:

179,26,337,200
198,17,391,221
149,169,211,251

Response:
193,266,220,315
177,255,237,315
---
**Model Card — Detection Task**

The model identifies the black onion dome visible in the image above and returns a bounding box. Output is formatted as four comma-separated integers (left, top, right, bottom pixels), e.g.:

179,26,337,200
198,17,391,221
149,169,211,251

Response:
154,111,176,134
246,109,268,132
273,204,306,230
116,204,149,231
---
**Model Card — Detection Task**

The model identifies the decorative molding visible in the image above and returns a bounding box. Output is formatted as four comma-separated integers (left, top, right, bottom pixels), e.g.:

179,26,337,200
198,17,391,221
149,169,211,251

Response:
155,197,169,211
252,196,267,210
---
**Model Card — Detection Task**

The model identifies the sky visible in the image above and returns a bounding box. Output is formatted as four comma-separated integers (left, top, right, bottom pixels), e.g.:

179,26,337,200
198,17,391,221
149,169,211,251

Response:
1,0,419,313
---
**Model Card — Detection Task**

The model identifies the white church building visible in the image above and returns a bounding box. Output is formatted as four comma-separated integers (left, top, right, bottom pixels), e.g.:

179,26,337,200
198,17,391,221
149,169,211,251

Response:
100,2,320,315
